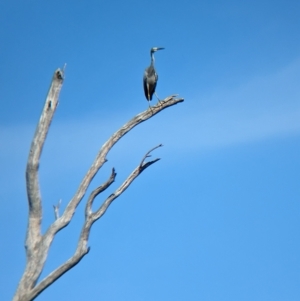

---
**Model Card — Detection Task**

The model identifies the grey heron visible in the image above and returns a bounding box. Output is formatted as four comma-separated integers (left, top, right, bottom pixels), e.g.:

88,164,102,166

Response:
143,47,164,108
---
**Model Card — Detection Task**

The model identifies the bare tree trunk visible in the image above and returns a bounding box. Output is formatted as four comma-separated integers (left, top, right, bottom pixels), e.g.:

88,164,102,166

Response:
13,68,184,301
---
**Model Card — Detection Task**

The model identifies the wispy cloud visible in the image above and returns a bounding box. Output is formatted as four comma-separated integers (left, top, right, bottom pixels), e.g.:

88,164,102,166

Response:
1,57,300,167
157,57,300,151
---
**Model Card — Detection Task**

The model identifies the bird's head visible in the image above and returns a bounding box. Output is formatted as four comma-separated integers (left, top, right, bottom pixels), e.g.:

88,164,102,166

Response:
150,47,165,54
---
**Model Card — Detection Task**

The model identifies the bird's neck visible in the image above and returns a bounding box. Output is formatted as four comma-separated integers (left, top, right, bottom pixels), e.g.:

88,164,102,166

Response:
151,52,155,65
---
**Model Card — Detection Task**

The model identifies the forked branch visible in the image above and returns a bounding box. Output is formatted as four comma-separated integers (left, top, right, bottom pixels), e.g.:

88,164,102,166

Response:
13,67,184,301
26,145,163,300
54,95,184,233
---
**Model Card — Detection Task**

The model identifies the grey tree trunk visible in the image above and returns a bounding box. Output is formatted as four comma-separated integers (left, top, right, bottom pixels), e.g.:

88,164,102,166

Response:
13,68,184,301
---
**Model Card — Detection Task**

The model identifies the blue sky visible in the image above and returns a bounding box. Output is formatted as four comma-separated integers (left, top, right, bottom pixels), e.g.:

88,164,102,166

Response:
1,0,300,300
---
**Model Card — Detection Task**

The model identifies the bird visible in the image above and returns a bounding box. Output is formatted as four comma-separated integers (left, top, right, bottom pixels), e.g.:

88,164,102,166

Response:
143,47,164,108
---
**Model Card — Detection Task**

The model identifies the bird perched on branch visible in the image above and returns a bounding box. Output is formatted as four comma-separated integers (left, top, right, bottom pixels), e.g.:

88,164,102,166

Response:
143,47,164,108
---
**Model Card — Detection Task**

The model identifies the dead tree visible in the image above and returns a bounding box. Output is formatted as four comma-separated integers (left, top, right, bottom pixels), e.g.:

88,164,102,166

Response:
13,68,184,301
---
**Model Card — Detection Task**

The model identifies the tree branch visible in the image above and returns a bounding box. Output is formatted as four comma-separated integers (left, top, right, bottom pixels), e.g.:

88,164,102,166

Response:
14,66,184,301
31,96,182,301
13,69,65,300
26,69,64,246
28,145,162,300
85,168,117,218
139,143,163,168
48,95,184,234
53,199,62,220
92,144,163,221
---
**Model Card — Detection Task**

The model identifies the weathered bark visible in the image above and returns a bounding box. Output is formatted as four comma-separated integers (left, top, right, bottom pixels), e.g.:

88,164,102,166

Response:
14,69,64,301
13,68,184,301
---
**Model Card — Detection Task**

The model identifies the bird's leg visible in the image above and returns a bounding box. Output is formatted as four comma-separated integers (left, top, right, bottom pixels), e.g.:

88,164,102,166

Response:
148,100,153,113
154,92,163,106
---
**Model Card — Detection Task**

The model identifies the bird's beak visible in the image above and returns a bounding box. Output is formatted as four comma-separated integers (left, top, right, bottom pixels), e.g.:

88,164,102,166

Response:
154,47,165,51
